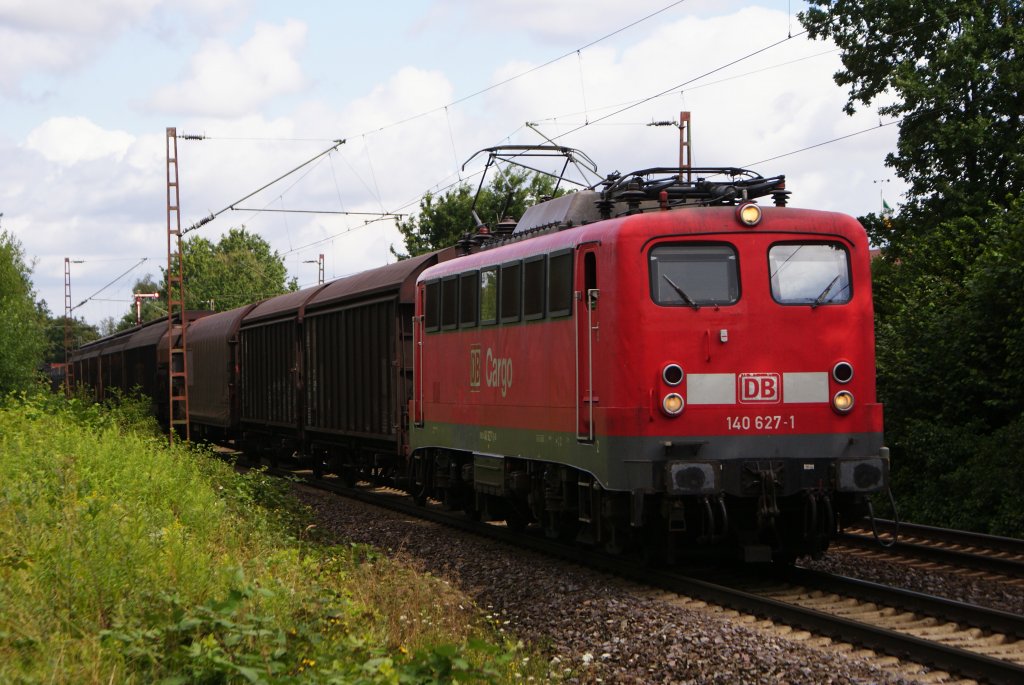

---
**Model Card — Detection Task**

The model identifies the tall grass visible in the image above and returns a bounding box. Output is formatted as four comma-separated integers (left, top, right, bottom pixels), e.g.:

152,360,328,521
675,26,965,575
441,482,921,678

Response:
0,390,545,684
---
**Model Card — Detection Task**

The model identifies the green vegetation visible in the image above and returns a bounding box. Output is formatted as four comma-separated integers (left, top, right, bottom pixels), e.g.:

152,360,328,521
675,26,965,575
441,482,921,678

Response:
38,306,100,365
0,391,546,684
116,226,299,331
393,169,565,258
0,231,47,394
802,2,1024,535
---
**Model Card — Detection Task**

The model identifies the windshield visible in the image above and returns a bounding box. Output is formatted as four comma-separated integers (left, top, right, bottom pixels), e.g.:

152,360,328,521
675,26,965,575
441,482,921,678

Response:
649,244,739,307
769,243,851,305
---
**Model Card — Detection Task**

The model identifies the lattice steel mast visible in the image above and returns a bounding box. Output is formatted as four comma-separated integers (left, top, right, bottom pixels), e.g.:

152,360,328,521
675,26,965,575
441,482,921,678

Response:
63,257,75,396
166,128,190,443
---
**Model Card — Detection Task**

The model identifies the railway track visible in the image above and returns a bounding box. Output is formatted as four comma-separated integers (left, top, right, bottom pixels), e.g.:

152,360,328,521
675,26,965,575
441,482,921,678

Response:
267,469,1024,684
839,519,1024,582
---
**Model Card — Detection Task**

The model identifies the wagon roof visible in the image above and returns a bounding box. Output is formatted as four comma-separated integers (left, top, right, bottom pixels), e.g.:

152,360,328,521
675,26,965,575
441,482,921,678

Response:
307,251,438,311
189,303,260,343
241,284,328,326
73,329,135,359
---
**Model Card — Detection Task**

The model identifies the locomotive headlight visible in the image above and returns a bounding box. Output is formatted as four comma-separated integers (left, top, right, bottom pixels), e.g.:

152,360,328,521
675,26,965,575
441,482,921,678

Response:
662,393,685,416
832,361,854,384
832,390,855,413
736,202,762,227
662,363,684,386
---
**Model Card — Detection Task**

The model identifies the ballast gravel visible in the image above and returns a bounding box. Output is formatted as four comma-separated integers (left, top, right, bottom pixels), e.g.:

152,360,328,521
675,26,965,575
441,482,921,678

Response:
292,486,944,684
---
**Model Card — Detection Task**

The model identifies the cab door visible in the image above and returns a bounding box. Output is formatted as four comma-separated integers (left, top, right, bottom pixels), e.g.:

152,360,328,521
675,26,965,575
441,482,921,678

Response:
575,245,599,442
412,283,425,427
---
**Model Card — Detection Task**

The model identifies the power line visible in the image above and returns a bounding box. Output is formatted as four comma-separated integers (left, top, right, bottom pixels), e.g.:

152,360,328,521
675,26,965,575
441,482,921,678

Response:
742,118,903,167
231,207,406,217
353,0,693,138
73,257,148,310
549,29,809,142
183,139,346,234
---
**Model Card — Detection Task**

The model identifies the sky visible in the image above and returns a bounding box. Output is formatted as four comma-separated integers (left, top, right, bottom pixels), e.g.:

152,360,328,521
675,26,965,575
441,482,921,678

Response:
0,0,907,327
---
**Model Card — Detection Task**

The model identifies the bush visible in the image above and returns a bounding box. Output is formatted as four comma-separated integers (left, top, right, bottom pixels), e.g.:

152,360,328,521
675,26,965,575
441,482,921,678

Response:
0,231,46,393
0,393,542,684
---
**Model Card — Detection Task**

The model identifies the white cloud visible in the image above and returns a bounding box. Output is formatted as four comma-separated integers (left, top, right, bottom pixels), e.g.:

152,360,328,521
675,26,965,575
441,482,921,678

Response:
24,116,135,165
0,0,244,92
427,0,761,44
0,0,160,34
463,6,903,213
148,20,310,117
5,4,908,326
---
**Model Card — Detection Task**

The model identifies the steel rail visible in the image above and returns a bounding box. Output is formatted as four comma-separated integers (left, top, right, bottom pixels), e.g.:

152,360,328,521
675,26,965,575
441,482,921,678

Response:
854,519,1024,556
840,521,1024,579
286,474,1024,685
780,566,1024,639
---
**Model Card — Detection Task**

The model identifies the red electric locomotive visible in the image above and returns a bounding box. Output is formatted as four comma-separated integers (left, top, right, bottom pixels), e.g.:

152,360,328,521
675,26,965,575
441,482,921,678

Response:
408,167,888,562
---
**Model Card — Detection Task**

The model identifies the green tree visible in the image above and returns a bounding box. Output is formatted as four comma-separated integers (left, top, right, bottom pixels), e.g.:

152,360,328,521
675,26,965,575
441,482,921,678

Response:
801,1,1024,215
394,169,565,258
869,200,1024,534
116,227,297,329
802,2,1024,534
36,301,100,364
0,231,47,392
114,275,165,332
176,226,298,312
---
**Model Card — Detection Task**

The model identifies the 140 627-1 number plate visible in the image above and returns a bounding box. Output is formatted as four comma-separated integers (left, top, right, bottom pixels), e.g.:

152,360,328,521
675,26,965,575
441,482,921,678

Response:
726,415,795,431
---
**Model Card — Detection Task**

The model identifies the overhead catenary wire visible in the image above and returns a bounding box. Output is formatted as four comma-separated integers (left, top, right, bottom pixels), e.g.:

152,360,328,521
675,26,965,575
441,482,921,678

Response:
182,139,346,234
174,2,809,248
548,29,809,143
63,4,897,328
352,0,692,138
743,118,904,167
73,257,148,310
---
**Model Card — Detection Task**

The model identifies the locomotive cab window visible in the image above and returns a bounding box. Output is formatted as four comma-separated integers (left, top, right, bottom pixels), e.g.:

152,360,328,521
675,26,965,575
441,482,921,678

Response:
649,244,739,307
769,242,851,306
480,267,498,325
424,281,440,332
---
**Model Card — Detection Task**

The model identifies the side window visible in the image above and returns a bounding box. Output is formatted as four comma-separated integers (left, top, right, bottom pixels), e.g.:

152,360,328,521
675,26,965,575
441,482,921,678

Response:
523,255,546,320
480,267,498,325
500,261,522,324
769,242,851,305
441,276,458,329
459,271,479,328
548,250,573,317
424,281,440,332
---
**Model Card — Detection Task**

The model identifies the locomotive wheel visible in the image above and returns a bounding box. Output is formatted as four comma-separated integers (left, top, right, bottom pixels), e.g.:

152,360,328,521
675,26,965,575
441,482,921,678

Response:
498,496,532,532
543,511,579,541
412,487,428,507
463,495,481,522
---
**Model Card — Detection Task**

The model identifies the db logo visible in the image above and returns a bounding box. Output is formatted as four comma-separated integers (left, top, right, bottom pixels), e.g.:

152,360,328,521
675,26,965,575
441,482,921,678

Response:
739,373,780,404
469,345,482,390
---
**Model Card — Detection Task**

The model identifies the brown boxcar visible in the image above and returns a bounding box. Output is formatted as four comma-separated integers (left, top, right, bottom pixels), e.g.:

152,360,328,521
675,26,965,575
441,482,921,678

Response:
238,285,329,452
302,252,448,476
188,303,260,441
69,312,211,416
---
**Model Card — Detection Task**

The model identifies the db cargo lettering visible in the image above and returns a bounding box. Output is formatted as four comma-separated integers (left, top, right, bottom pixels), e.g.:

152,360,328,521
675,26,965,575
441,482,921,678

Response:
486,348,513,397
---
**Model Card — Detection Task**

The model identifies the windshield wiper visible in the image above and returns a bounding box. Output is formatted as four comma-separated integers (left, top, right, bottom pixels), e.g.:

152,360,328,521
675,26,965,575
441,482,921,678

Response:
663,274,699,309
811,275,841,308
